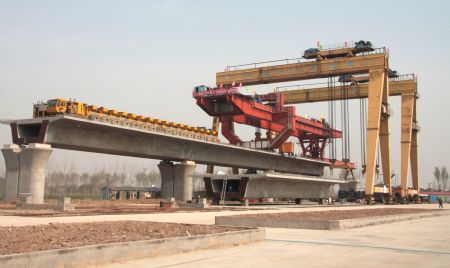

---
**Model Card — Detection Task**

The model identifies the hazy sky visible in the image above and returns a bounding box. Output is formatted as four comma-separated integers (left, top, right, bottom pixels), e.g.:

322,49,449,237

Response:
1,0,449,187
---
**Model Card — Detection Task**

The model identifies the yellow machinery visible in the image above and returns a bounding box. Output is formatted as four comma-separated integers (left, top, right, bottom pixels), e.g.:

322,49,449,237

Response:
33,98,219,142
34,98,88,117
303,41,374,60
215,44,417,200
275,74,419,198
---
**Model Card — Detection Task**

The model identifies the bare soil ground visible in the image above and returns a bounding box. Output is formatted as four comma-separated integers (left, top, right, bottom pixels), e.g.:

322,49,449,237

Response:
0,221,244,255
0,199,248,217
233,208,437,221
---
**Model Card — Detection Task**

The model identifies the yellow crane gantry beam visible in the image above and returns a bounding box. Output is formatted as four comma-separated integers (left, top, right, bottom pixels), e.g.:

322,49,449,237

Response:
216,50,387,86
216,49,397,199
279,77,417,104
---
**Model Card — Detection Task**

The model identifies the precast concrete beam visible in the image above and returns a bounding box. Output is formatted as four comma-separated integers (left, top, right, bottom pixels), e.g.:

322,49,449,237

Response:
1,144,21,202
17,143,52,204
158,160,175,199
173,161,197,202
8,116,327,176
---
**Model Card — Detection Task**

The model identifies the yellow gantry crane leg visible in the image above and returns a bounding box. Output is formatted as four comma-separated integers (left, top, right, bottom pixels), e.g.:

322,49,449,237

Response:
400,93,415,197
379,75,393,196
365,69,387,196
279,76,419,197
411,97,420,193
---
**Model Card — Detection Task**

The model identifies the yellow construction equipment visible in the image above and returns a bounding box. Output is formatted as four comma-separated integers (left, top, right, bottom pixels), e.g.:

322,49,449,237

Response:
216,45,395,200
276,74,417,104
272,74,419,197
303,40,374,60
33,98,219,142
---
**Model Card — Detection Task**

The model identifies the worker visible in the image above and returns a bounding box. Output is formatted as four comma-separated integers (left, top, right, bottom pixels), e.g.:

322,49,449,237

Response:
438,197,444,209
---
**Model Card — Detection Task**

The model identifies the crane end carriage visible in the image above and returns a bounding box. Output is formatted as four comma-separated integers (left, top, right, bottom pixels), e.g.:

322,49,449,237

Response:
303,40,375,60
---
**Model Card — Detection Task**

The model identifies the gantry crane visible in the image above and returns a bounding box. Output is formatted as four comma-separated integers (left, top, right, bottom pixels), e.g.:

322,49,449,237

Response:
193,85,352,169
215,43,395,200
270,74,420,198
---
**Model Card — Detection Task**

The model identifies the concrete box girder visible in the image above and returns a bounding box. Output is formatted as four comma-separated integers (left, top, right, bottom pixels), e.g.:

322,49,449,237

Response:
8,116,327,176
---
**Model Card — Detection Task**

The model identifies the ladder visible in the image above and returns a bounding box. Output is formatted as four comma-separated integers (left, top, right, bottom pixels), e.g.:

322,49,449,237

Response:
220,177,228,206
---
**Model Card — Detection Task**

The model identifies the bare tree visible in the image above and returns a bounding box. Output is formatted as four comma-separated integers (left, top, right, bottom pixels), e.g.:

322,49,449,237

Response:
135,169,161,187
434,167,442,191
442,166,449,192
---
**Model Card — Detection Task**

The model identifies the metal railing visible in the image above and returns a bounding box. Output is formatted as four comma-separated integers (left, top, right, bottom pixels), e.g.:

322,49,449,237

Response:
389,73,416,82
358,47,387,56
317,41,355,50
225,57,305,72
274,81,329,92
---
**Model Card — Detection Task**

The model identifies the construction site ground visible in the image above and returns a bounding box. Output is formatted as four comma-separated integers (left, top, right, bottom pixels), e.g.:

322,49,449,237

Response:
0,199,254,217
0,221,242,255
0,203,449,267
229,208,436,220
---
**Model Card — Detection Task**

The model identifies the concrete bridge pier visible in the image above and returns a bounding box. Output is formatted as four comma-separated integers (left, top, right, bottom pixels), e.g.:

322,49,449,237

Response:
158,160,175,199
17,143,53,204
1,144,21,202
173,161,197,202
158,160,197,202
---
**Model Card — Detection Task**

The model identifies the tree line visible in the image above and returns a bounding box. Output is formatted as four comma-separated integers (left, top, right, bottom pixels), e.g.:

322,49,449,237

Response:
45,169,162,197
433,166,449,191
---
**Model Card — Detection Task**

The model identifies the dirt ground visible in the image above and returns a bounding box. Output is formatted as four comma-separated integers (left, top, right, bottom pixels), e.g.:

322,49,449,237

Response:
0,199,246,217
233,208,437,221
0,221,244,255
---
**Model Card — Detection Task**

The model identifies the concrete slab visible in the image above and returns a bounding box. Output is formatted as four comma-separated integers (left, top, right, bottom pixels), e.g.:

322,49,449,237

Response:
102,214,450,268
216,210,450,230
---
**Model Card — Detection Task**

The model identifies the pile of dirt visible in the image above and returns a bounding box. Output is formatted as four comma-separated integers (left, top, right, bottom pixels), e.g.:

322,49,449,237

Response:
234,208,437,221
0,221,243,255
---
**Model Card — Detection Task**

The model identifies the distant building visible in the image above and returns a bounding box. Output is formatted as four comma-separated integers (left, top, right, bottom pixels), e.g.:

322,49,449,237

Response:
100,186,160,200
420,191,450,203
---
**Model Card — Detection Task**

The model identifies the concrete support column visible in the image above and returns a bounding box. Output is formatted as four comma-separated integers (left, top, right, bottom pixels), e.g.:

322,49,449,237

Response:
17,143,52,204
1,144,21,202
158,160,175,199
173,161,197,202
